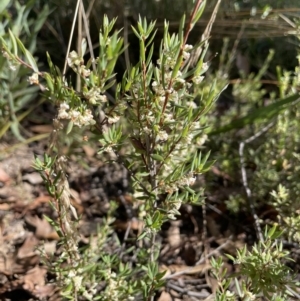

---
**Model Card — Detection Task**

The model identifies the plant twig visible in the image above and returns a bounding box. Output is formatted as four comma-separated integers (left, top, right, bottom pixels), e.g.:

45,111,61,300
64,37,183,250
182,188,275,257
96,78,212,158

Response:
239,122,274,242
63,0,81,79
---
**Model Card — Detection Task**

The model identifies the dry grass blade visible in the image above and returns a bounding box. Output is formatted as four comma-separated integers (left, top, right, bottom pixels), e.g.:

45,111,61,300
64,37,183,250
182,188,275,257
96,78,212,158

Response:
63,0,81,79
187,0,221,67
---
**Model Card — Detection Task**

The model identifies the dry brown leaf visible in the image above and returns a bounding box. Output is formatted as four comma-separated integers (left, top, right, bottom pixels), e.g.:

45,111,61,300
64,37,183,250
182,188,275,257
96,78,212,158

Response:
157,291,172,301
0,167,11,184
82,145,96,157
35,284,57,299
23,194,51,213
24,266,47,288
23,172,43,185
0,203,11,211
25,215,59,240
29,124,53,133
17,233,39,259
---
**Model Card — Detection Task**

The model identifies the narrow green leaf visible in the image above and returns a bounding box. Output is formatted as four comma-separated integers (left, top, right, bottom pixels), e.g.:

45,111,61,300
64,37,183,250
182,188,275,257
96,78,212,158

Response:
192,0,206,25
209,93,300,135
137,231,147,241
178,14,186,43
146,44,154,67
66,120,74,134
131,25,141,39
8,29,18,56
151,154,164,162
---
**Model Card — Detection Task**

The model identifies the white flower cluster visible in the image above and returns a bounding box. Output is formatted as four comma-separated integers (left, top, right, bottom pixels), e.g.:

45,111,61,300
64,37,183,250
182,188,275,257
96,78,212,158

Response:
162,172,196,194
107,114,120,124
67,51,92,78
152,69,189,106
58,102,95,127
83,87,107,105
28,72,39,85
102,269,134,301
183,44,193,60
67,50,83,68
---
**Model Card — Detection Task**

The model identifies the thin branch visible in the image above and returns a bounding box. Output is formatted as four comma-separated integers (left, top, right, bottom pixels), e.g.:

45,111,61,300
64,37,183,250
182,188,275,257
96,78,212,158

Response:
123,1,131,72
63,0,81,79
239,122,274,242
80,1,96,72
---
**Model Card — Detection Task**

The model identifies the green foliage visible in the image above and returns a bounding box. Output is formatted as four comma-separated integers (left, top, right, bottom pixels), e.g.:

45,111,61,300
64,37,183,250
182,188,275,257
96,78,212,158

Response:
212,226,297,301
0,0,50,140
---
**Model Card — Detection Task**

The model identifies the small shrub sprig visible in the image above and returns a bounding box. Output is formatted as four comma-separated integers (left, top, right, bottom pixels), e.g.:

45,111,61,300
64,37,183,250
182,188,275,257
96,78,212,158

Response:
212,226,297,301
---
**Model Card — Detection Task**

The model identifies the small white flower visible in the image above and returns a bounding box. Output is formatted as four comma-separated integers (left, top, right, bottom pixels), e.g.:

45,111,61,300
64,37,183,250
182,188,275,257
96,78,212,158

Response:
73,276,83,290
82,291,93,300
28,73,39,85
58,110,69,119
193,75,204,84
99,94,107,103
245,292,256,301
105,146,114,153
202,62,209,72
60,102,69,110
152,81,158,87
157,130,168,141
187,176,196,186
80,65,91,77
197,134,208,146
187,101,197,108
67,50,82,67
184,44,193,51
164,113,174,122
108,115,120,124
143,126,152,134
69,110,80,119
182,51,190,60
176,77,185,84
225,290,235,297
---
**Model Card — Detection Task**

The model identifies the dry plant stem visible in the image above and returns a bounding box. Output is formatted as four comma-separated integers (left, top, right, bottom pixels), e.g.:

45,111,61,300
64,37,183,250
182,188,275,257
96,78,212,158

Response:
80,1,96,72
160,0,204,119
63,0,81,79
224,22,245,75
123,1,130,71
201,201,208,261
239,122,274,242
85,0,96,20
76,3,82,91
279,13,297,28
187,0,221,68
